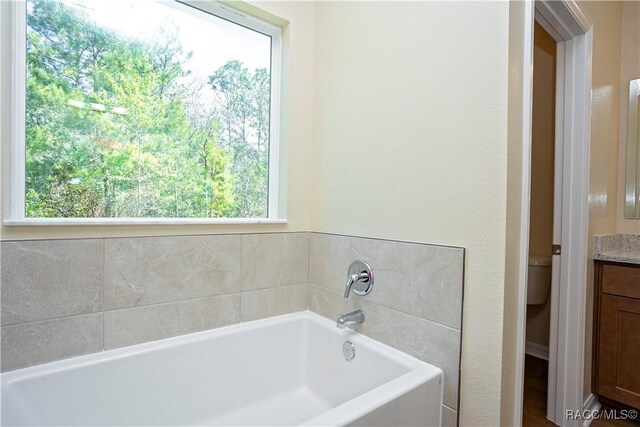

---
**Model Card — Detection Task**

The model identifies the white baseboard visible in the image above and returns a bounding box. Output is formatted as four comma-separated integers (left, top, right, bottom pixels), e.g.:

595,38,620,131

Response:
525,341,549,360
582,393,601,427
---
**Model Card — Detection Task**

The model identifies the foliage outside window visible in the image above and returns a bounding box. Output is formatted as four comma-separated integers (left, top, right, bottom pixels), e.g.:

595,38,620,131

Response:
17,0,278,221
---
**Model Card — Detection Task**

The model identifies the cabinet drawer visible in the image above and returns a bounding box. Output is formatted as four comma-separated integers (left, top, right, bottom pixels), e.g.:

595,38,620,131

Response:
602,264,640,299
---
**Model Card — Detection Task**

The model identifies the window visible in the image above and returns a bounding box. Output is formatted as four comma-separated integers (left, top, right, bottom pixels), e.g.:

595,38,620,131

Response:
4,0,282,224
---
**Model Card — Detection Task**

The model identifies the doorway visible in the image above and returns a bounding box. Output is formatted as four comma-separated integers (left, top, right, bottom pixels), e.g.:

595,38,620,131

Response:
514,1,594,426
522,21,557,426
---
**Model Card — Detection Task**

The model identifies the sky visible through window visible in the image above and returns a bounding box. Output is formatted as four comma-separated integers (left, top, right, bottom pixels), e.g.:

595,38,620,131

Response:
59,0,271,84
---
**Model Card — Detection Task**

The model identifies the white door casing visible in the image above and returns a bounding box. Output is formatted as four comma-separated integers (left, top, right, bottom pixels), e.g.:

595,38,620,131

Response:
515,1,593,426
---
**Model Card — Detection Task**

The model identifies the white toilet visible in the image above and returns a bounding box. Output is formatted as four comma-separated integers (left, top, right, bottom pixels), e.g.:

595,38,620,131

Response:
527,255,552,305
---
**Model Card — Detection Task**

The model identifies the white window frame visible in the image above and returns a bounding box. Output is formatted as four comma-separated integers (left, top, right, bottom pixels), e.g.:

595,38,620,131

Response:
1,0,285,226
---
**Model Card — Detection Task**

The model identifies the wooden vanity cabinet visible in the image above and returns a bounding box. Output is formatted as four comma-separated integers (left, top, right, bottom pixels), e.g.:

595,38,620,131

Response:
592,261,640,409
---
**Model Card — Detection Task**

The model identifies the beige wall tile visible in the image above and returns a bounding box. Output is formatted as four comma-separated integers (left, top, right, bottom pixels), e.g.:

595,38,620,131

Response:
309,233,350,293
104,235,241,309
350,299,461,410
442,405,458,427
2,230,464,416
1,313,103,372
308,283,348,321
104,294,240,349
350,237,464,329
1,240,103,326
241,233,309,290
309,233,463,409
240,283,308,322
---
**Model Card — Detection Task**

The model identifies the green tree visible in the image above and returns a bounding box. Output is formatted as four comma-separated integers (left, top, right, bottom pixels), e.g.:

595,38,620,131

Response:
25,0,268,219
209,62,271,217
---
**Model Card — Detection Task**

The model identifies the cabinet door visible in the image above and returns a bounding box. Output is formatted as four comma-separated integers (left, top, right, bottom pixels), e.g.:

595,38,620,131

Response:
598,294,640,409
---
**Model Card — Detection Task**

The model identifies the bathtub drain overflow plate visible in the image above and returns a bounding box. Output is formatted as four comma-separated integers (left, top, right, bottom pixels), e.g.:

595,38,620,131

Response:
343,341,356,361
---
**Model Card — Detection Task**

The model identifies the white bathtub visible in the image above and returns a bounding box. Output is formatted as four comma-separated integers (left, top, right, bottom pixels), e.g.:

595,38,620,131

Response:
1,311,443,426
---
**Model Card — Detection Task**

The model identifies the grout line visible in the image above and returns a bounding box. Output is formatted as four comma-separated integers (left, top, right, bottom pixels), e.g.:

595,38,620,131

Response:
310,231,466,251
0,230,312,244
239,235,243,321
306,231,312,284
3,283,313,330
456,247,466,415
105,293,244,315
102,283,311,315
102,238,105,351
1,311,104,329
359,299,461,333
309,277,462,332
2,231,464,252
442,403,457,412
309,282,461,334
306,231,312,309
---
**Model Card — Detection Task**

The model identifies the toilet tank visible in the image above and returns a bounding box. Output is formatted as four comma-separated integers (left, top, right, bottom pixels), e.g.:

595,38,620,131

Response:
528,255,552,305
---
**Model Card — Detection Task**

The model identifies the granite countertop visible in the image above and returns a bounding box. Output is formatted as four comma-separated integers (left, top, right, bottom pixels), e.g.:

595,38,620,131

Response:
593,234,640,264
593,249,640,264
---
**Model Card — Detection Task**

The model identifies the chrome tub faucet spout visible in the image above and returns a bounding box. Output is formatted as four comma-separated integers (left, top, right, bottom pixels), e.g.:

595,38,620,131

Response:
336,310,365,329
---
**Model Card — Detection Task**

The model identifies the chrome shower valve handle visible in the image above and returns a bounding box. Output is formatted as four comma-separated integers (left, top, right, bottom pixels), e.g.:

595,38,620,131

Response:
343,260,374,298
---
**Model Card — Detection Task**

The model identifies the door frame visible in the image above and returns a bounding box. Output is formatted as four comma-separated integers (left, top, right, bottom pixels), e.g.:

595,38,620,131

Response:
514,1,593,425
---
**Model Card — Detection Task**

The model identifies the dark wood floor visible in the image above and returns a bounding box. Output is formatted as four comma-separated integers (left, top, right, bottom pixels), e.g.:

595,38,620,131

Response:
523,355,639,427
523,355,555,426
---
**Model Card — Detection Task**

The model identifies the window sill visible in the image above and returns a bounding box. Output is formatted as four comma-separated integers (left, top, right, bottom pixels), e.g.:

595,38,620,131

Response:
2,218,288,227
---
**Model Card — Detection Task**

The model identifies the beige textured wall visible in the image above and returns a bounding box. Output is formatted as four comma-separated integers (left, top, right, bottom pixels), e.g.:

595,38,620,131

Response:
529,23,556,259
0,1,316,241
310,2,510,425
525,23,556,349
581,0,623,401
617,0,640,233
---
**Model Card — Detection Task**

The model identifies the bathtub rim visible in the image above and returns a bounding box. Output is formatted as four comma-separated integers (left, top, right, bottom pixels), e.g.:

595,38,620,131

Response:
1,310,437,379
1,310,444,426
